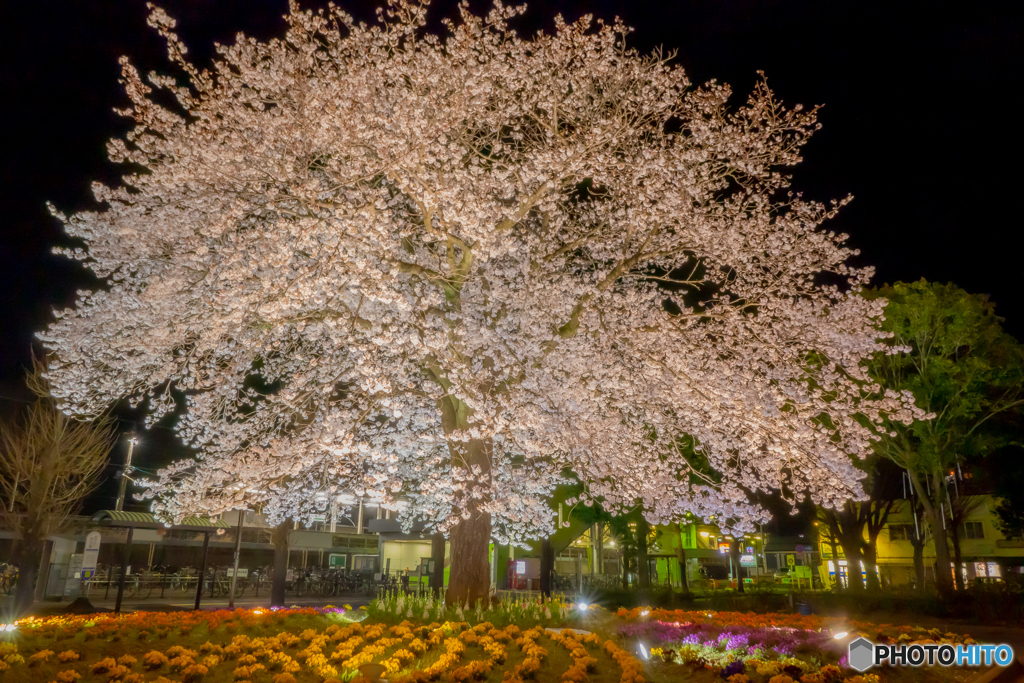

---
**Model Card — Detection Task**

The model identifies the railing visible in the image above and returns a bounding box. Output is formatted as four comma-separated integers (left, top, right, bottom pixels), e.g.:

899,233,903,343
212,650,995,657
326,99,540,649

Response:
74,567,387,600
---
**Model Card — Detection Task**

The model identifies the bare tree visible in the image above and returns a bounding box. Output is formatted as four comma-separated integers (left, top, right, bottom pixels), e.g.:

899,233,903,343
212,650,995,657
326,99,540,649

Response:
0,355,116,614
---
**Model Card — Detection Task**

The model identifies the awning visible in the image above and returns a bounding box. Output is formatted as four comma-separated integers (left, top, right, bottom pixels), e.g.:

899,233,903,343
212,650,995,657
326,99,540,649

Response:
91,510,230,531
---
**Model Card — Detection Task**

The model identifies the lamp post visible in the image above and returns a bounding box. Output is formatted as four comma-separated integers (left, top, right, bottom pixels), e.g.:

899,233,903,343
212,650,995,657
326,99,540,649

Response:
228,510,246,608
115,434,138,512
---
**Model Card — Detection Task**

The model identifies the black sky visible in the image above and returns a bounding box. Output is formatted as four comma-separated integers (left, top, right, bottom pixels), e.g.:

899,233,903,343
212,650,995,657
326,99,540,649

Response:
1,0,1021,514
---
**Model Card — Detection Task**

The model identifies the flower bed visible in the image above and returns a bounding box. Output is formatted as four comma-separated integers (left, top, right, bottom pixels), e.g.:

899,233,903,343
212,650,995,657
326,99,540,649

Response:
0,605,981,683
0,607,640,683
616,609,977,683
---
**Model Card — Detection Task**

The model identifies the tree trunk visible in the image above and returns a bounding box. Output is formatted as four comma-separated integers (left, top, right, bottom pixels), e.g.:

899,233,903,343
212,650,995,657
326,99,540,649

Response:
928,507,953,594
864,501,893,591
672,523,688,591
636,516,651,589
827,534,840,591
444,436,492,607
951,528,965,591
912,538,926,592
910,470,953,595
621,555,630,590
861,543,880,591
439,389,493,607
539,538,554,598
271,519,290,607
429,533,446,598
676,546,688,592
12,531,44,615
730,540,745,593
836,534,865,592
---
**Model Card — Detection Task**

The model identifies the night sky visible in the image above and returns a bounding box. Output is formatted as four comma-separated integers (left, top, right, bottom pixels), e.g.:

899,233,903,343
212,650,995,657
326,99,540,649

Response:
1,0,1021,515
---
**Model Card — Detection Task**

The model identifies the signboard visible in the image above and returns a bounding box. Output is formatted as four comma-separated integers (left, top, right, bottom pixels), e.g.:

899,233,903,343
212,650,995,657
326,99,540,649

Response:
786,554,796,568
82,531,101,579
740,554,757,568
226,567,248,578
65,554,84,596
328,554,347,568
718,542,730,554
745,546,754,554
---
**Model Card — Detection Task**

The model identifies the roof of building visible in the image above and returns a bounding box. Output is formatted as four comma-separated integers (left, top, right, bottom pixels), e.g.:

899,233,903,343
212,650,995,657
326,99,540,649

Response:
91,510,230,530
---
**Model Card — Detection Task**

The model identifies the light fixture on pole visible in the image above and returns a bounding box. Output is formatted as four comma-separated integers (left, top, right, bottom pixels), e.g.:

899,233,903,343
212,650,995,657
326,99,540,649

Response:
115,433,139,512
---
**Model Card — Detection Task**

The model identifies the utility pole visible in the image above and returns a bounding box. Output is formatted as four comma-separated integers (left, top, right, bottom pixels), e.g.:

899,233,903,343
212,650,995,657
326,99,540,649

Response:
115,434,138,512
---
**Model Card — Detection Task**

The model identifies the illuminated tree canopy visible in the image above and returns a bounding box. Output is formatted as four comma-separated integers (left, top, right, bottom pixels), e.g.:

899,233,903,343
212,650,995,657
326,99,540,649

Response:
42,1,923,593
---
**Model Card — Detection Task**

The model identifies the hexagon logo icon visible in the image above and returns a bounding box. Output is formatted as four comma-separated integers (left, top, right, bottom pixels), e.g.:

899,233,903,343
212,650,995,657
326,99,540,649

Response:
848,637,875,672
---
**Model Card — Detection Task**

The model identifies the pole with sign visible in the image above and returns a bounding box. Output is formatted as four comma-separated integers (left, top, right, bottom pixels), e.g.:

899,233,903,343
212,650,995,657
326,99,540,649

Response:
81,531,101,580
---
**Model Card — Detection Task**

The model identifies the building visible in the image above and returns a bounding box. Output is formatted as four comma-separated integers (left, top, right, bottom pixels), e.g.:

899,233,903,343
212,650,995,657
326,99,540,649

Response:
816,494,1024,588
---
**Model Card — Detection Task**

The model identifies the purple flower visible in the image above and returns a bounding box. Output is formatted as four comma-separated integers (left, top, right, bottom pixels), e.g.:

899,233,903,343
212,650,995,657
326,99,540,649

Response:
720,660,745,678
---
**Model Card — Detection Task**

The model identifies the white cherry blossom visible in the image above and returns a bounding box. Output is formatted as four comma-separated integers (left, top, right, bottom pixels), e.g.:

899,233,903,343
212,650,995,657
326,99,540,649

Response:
42,1,923,599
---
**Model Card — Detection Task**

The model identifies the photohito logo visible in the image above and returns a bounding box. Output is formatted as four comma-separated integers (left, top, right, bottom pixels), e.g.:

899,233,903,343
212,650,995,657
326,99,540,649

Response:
848,637,1015,672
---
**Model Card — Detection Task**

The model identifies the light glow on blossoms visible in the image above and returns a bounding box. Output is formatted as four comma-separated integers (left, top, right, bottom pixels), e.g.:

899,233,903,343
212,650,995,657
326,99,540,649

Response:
41,1,923,541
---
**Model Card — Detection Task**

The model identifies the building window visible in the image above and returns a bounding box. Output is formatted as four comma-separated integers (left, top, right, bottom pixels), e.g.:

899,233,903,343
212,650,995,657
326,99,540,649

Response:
963,521,984,539
889,524,915,541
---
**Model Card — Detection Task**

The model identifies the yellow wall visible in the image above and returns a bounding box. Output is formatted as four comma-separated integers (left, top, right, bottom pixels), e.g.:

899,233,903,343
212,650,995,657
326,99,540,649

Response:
817,495,1022,586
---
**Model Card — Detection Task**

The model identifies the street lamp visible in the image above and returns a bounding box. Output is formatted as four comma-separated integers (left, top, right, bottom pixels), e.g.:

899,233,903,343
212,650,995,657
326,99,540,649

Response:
115,433,139,512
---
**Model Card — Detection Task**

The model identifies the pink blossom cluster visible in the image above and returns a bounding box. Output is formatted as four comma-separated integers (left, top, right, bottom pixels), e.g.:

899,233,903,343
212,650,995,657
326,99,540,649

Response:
41,1,925,538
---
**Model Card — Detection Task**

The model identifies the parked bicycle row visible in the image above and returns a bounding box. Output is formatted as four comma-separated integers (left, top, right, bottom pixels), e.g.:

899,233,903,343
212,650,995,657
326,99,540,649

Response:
71,564,435,600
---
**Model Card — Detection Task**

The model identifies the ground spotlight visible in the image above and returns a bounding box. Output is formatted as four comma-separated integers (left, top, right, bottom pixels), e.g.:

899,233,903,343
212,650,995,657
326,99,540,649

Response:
833,631,849,640
638,643,649,660
577,602,589,612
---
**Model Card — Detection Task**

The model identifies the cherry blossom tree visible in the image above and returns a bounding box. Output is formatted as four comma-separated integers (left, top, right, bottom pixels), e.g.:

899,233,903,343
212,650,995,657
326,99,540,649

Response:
41,1,923,604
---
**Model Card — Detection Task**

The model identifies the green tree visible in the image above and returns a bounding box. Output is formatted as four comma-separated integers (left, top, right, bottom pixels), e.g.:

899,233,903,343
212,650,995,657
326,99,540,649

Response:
867,280,1024,594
